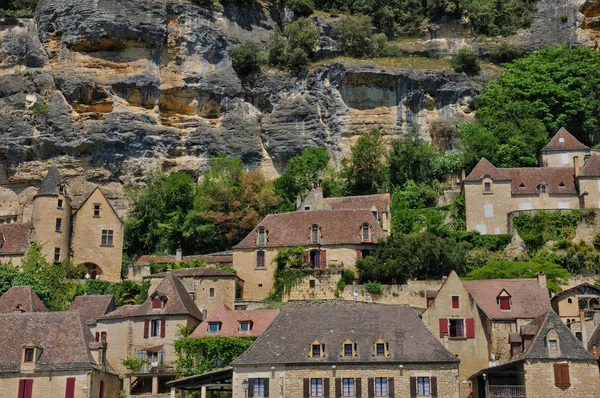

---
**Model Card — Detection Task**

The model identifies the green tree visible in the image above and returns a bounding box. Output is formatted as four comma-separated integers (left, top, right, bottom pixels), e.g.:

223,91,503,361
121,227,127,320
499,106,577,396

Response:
342,129,388,195
332,15,375,58
287,0,314,16
451,48,480,75
231,41,263,76
284,17,319,58
267,29,290,68
388,128,437,188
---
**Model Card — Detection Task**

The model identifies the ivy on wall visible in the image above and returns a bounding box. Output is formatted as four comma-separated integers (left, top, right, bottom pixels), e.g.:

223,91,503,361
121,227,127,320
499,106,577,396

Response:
513,210,592,249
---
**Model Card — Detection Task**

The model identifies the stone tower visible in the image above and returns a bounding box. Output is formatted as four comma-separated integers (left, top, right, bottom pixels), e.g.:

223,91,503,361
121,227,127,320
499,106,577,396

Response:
31,167,71,263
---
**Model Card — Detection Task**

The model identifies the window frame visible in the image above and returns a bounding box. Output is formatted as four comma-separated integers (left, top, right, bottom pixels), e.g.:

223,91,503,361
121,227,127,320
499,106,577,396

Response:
55,218,62,232
101,229,114,246
24,348,34,363
362,223,370,242
209,287,215,298
256,250,265,268
93,204,101,218
451,296,459,309
311,378,323,397
253,378,266,397
344,343,353,357
342,378,355,397
375,377,388,397
484,182,491,192
258,228,266,246
549,340,558,350
499,297,511,311
376,343,385,357
449,318,465,338
208,322,220,334
312,225,320,243
53,247,61,263
417,377,430,396
312,344,321,357
57,199,63,209
239,321,251,332
150,319,160,337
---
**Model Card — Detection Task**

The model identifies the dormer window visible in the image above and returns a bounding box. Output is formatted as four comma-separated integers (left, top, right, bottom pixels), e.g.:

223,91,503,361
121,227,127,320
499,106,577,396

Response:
151,294,166,309
373,338,389,357
519,183,525,188
239,321,253,332
24,348,34,363
497,289,511,311
538,183,547,194
484,182,491,192
559,182,565,187
258,228,267,246
310,340,325,358
341,339,357,357
311,225,320,244
546,329,561,358
549,340,557,350
362,224,370,242
208,322,221,334
58,185,65,195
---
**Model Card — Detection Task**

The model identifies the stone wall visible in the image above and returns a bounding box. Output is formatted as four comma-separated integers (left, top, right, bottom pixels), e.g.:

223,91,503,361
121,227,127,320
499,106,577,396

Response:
524,360,600,398
31,192,71,263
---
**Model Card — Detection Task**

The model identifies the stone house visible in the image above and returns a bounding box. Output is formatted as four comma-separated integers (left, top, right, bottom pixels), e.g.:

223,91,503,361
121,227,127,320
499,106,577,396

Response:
144,266,242,317
95,272,203,395
232,305,460,398
464,128,600,234
421,271,551,397
188,303,279,338
469,310,600,398
26,167,124,282
70,294,116,341
0,311,120,398
0,286,47,313
233,209,386,300
550,283,600,345
0,223,29,266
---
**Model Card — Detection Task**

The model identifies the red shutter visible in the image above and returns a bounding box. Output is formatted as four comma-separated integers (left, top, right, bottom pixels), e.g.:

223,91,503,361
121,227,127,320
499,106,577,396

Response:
356,249,362,258
500,297,510,310
95,332,100,342
439,318,448,338
144,319,149,338
99,380,105,398
466,318,475,339
303,378,309,398
18,380,25,398
452,296,459,308
24,380,33,398
324,378,330,398
65,377,76,398
160,318,166,338
303,251,309,264
388,377,395,397
355,378,361,398
321,250,327,269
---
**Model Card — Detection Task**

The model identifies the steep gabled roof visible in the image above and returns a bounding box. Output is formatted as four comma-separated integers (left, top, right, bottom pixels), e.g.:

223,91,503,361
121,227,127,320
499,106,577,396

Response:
0,312,99,372
550,283,600,302
235,210,386,249
503,167,576,195
0,223,30,255
0,286,47,313
70,295,115,322
233,305,459,366
542,128,589,152
97,304,140,320
73,186,122,222
35,166,64,197
189,304,279,338
578,153,600,177
463,279,551,320
522,310,596,361
464,158,511,182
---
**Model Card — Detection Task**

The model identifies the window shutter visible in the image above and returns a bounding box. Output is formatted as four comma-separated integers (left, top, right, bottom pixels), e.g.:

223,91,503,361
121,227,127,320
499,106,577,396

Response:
388,377,395,397
356,249,362,258
264,378,270,397
99,380,105,398
95,332,100,342
554,364,570,387
367,378,374,397
160,318,166,338
303,251,309,263
321,250,327,269
335,378,341,398
24,379,33,398
248,379,254,398
439,318,448,338
18,380,25,398
466,318,475,339
430,377,437,398
143,319,149,339
355,378,361,398
324,378,330,398
409,377,417,398
65,377,76,398
562,364,570,387
303,378,309,398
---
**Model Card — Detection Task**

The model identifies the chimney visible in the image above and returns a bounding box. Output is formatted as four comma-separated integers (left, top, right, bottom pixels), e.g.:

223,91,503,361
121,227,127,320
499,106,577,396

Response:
296,194,302,209
580,311,588,347
574,156,580,177
314,185,324,200
537,271,546,288
175,241,183,262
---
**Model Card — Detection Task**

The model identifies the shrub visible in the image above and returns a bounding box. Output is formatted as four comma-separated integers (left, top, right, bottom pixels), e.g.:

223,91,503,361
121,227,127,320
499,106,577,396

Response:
287,47,310,69
489,41,524,64
284,17,319,58
231,41,262,76
594,234,600,250
364,281,383,295
267,29,290,68
332,15,374,58
32,102,48,117
451,49,480,75
340,269,356,284
287,0,314,17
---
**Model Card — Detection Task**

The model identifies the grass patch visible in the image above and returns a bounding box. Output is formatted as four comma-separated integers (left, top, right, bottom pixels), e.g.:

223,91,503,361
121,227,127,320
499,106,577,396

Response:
311,55,451,70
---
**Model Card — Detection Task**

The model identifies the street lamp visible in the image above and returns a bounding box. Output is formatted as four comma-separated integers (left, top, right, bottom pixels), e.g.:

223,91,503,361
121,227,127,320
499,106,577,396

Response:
242,379,249,398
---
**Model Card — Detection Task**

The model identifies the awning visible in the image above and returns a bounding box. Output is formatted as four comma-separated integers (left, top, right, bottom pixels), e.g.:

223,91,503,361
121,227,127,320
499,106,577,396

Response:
145,345,164,353
166,367,233,390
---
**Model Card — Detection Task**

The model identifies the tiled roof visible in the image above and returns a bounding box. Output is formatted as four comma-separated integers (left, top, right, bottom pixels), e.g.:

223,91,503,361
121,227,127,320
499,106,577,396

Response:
0,223,30,255
189,304,279,338
70,295,115,321
463,279,551,320
588,323,600,357
35,166,63,196
325,193,390,213
232,305,459,365
0,286,47,313
503,167,576,195
464,158,511,182
235,210,386,249
542,128,589,152
578,153,600,177
97,304,140,320
550,283,600,301
146,267,238,279
73,187,122,222
0,312,98,371
133,272,203,320
137,253,233,266
523,310,596,361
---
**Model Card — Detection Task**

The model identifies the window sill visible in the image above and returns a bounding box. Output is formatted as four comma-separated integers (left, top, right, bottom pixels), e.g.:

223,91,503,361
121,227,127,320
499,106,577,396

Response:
255,267,267,270
55,231,62,233
449,337,468,340
100,244,114,247
483,192,494,195
93,216,101,218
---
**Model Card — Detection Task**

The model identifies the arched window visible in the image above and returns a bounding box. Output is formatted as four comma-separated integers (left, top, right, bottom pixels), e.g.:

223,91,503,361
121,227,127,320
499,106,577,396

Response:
567,298,572,304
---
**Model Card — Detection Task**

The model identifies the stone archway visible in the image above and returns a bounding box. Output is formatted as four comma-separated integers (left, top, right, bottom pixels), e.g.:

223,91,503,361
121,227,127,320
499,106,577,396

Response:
83,263,103,279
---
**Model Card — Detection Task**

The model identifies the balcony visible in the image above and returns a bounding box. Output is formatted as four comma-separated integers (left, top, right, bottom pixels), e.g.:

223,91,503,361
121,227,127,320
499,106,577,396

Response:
488,385,526,398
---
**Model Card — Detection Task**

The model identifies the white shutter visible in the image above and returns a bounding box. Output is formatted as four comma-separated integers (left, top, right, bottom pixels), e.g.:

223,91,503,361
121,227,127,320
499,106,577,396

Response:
561,154,569,164
475,224,487,235
597,180,600,193
558,202,570,209
494,227,501,235
519,203,532,210
484,204,494,218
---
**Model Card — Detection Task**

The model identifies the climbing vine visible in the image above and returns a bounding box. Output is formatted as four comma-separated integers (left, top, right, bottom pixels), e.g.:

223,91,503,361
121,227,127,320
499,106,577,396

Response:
513,210,585,249
267,246,311,301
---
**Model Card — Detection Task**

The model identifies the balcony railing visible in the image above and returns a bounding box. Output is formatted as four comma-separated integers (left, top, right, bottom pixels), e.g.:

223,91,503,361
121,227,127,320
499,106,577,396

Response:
488,385,526,398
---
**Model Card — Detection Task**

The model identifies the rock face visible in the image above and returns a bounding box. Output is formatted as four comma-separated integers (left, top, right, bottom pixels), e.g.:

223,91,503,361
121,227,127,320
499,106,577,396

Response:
0,0,597,216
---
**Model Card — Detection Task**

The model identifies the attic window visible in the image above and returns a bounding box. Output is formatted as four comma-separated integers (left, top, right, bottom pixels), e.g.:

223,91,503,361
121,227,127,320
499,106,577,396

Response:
362,223,371,242
538,183,547,194
208,322,221,334
59,185,65,195
24,348,34,363
499,297,511,311
341,339,357,357
484,182,491,192
239,321,252,332
94,204,101,217
311,225,320,244
151,295,166,309
549,340,558,350
373,338,389,357
519,183,525,188
310,340,325,358
559,182,565,187
559,138,565,143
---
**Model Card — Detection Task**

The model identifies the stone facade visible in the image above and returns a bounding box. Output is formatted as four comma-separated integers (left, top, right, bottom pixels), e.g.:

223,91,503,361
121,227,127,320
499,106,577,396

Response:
31,190,71,264
524,359,599,398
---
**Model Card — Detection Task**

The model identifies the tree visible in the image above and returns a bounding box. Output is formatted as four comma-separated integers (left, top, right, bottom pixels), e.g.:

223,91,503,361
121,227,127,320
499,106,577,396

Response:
342,129,388,195
388,128,437,188
231,41,263,76
284,17,319,58
451,48,480,75
287,0,314,17
332,15,375,58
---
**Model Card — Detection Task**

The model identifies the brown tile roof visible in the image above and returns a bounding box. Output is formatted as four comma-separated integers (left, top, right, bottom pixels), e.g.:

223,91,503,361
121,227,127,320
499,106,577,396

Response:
137,253,233,266
232,305,459,365
133,272,203,320
463,279,551,320
189,304,279,338
542,127,589,152
70,295,115,321
97,304,140,320
235,210,386,249
578,153,600,177
146,267,238,279
588,323,600,356
0,223,30,255
0,286,47,313
464,158,511,182
503,167,576,195
0,311,98,371
325,193,391,222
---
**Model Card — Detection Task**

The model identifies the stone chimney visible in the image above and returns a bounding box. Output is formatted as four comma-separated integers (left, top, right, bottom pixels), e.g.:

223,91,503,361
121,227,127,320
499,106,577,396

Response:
296,194,302,209
175,242,183,262
537,271,546,288
579,311,587,347
574,156,580,177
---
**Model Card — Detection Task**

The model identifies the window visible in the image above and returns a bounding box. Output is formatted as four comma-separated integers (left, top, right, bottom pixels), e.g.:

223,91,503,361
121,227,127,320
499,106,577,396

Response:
100,331,107,342
561,153,569,164
310,250,321,269
558,202,570,209
375,378,387,397
57,199,63,209
484,204,494,218
24,348,34,363
549,340,558,350
449,319,465,338
417,377,430,396
257,250,265,268
342,378,355,397
253,378,266,397
475,224,487,235
258,228,266,245
484,182,491,192
209,288,215,298
553,363,570,387
93,204,101,217
240,322,251,332
55,218,62,232
53,248,61,263
451,296,459,309
312,225,319,243
372,210,378,219
208,322,220,334
539,183,547,194
59,185,65,194
65,377,75,398
311,378,323,397
344,343,353,357
305,206,311,211
499,297,510,310
567,298,573,304
150,319,161,337
18,379,33,398
101,230,113,246
309,279,316,289
362,224,370,242
312,344,321,357
376,343,385,356
559,137,565,143
151,296,162,309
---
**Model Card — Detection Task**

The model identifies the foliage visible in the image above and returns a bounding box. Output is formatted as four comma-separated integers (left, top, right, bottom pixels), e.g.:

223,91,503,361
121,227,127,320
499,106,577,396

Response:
149,259,207,274
332,15,375,58
464,259,570,293
363,281,382,295
231,41,263,76
340,269,356,284
462,0,536,36
109,280,151,306
174,336,256,377
287,0,314,16
32,102,48,117
121,357,149,374
342,129,388,195
513,211,582,249
0,0,38,17
594,234,600,251
388,128,436,188
450,49,480,75
448,195,466,231
268,246,310,300
284,17,319,58
267,29,290,68
488,41,524,64
84,280,113,295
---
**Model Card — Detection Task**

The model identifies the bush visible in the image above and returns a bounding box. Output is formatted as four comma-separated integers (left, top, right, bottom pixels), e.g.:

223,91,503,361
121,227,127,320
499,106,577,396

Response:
340,269,356,284
267,30,290,68
489,41,524,64
332,15,374,58
451,49,480,75
364,281,383,295
32,102,48,117
231,41,262,76
594,234,600,250
288,47,310,69
284,17,319,58
287,0,314,17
